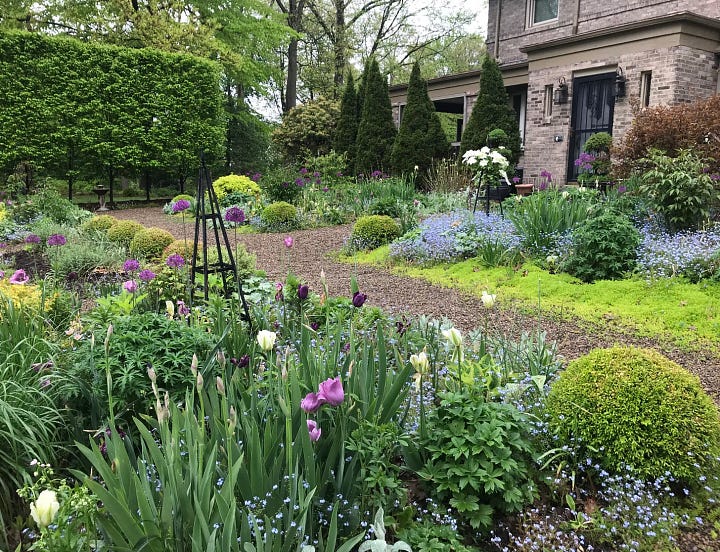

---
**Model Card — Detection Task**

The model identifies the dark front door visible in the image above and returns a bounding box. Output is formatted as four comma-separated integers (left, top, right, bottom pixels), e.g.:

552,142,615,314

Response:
567,73,616,181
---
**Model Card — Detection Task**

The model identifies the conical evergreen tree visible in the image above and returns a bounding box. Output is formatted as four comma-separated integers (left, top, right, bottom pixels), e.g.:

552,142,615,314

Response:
460,56,521,164
354,59,396,176
390,62,449,182
333,71,358,172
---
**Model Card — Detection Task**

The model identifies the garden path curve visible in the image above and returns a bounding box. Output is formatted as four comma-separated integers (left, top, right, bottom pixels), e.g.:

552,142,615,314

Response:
112,206,720,402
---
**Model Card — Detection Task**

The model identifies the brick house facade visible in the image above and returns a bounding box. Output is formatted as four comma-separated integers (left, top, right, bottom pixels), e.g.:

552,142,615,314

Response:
389,1,720,183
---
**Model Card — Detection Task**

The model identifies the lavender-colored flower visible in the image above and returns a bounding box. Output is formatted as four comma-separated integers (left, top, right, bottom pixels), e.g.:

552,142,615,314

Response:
172,199,191,213
297,284,309,301
540,169,553,182
123,280,138,293
166,254,185,269
352,291,367,308
299,167,309,175
123,259,140,272
284,236,294,248
225,206,245,224
47,234,66,246
139,269,156,282
310,321,320,331
25,234,40,244
295,178,305,187
313,171,320,178
301,392,325,413
9,269,29,285
617,184,627,194
322,186,329,192
251,172,261,182
318,376,344,406
177,300,190,316
0,270,4,279
307,419,321,442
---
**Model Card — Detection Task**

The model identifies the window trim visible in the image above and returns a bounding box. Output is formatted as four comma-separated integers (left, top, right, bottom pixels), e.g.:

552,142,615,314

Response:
640,71,652,108
527,0,559,28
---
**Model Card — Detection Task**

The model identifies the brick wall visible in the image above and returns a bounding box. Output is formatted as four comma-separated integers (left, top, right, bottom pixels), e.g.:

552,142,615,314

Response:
522,44,718,181
487,0,720,65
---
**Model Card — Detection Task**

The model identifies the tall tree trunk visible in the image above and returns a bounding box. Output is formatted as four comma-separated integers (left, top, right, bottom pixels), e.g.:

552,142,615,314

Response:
286,36,299,111
333,0,345,95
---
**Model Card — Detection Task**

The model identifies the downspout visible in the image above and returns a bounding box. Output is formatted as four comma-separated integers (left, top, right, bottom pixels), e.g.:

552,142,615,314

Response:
493,0,502,59
571,0,581,34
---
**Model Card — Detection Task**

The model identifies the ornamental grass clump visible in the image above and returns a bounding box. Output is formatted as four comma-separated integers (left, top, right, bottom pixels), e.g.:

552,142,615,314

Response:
545,346,720,481
350,215,401,250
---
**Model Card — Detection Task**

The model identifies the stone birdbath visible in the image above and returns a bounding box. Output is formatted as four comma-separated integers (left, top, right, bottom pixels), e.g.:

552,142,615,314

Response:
93,185,109,211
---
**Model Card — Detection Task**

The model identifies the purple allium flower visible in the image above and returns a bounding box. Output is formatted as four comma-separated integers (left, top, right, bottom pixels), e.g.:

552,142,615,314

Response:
47,234,66,246
284,236,294,248
322,186,329,192
371,170,384,179
295,178,305,187
299,167,308,175
251,172,261,182
317,376,344,406
123,259,140,272
512,176,521,184
310,321,320,331
123,280,138,293
352,291,367,308
617,184,627,194
225,206,245,224
139,269,156,282
307,419,321,442
25,234,40,244
301,392,325,413
166,254,185,269
177,300,190,316
172,199,191,213
574,152,596,171
313,171,320,178
9,269,29,285
336,171,343,177
297,284,309,301
67,271,78,281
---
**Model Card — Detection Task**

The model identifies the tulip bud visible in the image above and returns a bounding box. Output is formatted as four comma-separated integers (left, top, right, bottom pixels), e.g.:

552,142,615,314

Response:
165,300,175,319
216,376,225,396
147,366,157,383
442,327,463,347
196,373,204,391
190,354,198,377
216,350,226,367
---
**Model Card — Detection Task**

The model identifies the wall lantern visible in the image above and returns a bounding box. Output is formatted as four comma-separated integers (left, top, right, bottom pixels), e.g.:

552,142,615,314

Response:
553,77,569,104
614,67,627,98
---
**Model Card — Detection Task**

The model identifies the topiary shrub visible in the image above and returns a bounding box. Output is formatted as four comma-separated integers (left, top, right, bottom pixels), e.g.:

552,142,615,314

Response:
82,214,117,233
212,174,261,206
260,201,298,232
350,215,401,250
162,240,193,260
545,346,720,481
129,227,175,261
106,220,144,248
562,210,640,282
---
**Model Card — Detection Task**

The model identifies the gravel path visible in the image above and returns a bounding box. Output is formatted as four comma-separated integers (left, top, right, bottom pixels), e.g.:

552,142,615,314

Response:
112,206,720,402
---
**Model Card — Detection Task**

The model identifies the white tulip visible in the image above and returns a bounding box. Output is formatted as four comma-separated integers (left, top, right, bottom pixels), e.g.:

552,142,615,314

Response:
481,290,497,308
257,330,277,351
30,490,60,528
442,327,463,347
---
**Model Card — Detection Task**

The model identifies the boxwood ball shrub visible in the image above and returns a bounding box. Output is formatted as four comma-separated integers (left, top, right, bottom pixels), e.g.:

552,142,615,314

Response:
260,201,298,232
545,346,720,481
106,219,144,248
212,174,261,205
162,240,193,260
562,210,640,282
351,215,401,250
82,214,117,233
129,227,175,261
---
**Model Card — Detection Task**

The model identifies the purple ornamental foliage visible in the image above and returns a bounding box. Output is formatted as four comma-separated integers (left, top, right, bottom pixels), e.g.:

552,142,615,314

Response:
25,234,40,244
301,392,325,413
307,419,321,442
47,234,66,246
9,269,29,284
123,280,138,293
166,254,185,269
297,284,309,301
139,269,156,282
352,291,367,308
172,199,191,213
317,376,344,406
123,259,140,272
225,206,245,224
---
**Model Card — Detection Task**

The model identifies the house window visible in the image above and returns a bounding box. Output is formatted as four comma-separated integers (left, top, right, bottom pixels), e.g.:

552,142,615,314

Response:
529,0,558,26
543,85,553,118
640,71,652,108
508,89,527,147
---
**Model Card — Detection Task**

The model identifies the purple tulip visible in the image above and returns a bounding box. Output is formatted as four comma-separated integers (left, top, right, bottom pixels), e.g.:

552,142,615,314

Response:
9,269,29,285
139,269,156,282
301,392,326,413
123,280,138,293
172,199,191,213
310,321,320,331
25,234,40,244
166,254,185,269
123,259,140,272
275,282,284,302
298,284,309,301
317,376,344,407
307,419,322,442
47,234,66,247
352,291,367,308
225,206,245,224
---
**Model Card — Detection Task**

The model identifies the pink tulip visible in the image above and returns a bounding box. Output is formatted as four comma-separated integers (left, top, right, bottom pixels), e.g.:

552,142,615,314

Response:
317,376,344,407
301,392,325,413
284,236,294,248
9,269,29,285
307,419,321,442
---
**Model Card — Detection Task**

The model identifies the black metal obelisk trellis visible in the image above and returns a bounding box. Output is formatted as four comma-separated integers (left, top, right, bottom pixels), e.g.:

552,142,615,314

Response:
190,157,252,325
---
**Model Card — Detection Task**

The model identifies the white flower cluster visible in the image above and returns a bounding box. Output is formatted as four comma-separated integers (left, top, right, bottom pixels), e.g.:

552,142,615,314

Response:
462,146,511,185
